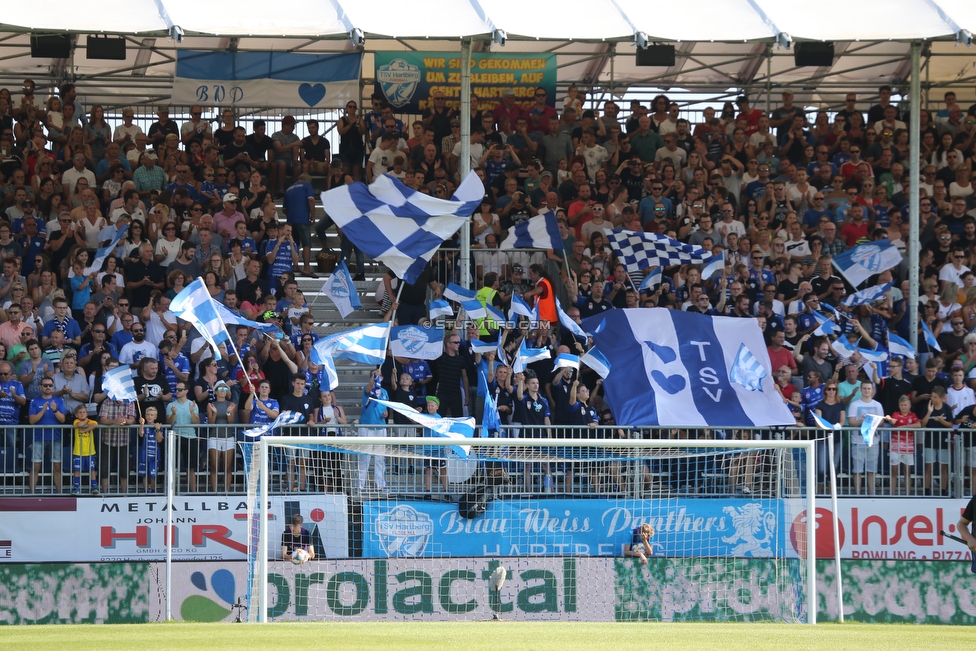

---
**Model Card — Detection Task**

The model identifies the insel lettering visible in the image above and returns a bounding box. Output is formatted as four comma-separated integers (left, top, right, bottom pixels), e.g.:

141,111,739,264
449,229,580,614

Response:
266,559,577,618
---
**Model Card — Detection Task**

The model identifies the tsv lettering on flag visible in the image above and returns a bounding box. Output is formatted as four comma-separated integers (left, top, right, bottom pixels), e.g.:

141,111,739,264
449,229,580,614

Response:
583,309,793,427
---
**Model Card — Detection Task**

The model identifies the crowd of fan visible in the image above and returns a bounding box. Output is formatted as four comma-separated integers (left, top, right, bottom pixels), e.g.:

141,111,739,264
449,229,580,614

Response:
3,76,976,497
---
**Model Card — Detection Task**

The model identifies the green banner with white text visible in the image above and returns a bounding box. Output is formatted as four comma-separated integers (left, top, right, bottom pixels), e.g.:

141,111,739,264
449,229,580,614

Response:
373,52,556,114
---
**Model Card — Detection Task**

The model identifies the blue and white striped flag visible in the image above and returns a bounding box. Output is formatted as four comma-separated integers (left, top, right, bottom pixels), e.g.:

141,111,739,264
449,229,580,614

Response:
311,322,392,367
485,304,506,329
512,340,551,374
443,282,477,303
554,353,580,371
812,310,841,337
842,282,893,307
860,413,884,446
921,320,942,352
102,364,137,402
468,340,497,355
429,299,453,320
242,410,305,439
320,259,361,318
479,370,502,438
831,337,888,363
580,347,611,379
86,224,128,274
639,267,662,293
812,411,841,431
370,398,475,458
509,293,536,321
170,278,232,359
887,333,916,359
701,250,725,281
729,343,767,392
319,171,482,284
583,309,793,427
605,229,712,273
831,240,902,288
499,211,561,250
557,301,587,340
460,299,486,320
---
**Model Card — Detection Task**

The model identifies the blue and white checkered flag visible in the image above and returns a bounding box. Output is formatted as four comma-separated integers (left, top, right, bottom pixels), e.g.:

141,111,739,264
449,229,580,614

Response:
499,211,562,250
102,364,137,402
170,277,232,359
320,171,483,284
605,229,712,272
243,410,305,439
729,343,767,392
842,282,893,307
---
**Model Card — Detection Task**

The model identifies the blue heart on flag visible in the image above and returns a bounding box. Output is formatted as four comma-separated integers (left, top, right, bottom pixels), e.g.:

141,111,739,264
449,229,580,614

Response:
298,83,326,107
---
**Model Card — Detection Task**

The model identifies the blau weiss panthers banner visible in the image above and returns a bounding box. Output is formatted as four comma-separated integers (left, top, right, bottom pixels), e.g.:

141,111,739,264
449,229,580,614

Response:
172,51,361,108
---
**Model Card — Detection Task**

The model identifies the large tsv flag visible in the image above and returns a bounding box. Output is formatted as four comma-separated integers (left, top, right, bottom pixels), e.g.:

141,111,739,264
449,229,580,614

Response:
583,309,794,427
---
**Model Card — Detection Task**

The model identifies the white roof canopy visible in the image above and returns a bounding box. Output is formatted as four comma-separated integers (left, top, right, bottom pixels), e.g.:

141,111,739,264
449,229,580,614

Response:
1,0,975,108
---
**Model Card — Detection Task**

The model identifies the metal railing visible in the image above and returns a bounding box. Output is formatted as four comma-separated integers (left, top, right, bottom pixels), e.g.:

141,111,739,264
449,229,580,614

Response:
1,423,971,499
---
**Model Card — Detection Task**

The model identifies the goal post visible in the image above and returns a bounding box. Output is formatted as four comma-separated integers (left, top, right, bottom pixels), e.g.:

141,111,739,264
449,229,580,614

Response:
245,433,819,624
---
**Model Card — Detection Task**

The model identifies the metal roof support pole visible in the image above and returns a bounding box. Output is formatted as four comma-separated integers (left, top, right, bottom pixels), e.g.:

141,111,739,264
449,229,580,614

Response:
609,44,616,96
459,37,473,290
765,45,772,115
909,41,921,351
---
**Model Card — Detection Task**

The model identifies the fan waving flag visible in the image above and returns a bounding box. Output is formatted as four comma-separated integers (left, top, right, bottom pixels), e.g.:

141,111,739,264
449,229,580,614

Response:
606,229,712,272
320,259,361,318
311,323,392,367
499,211,561,250
370,398,475,458
86,224,128,274
319,171,482,284
728,343,767,392
102,364,138,402
583,308,793,427
842,282,893,307
243,411,305,439
170,278,232,359
860,413,885,446
831,241,902,287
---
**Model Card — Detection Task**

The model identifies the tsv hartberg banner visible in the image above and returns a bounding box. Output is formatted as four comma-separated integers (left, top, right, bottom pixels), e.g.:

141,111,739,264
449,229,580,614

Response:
172,51,361,109
373,52,556,114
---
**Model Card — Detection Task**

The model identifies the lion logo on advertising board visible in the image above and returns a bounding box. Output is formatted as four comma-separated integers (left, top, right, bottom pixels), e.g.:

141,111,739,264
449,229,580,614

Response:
722,503,776,557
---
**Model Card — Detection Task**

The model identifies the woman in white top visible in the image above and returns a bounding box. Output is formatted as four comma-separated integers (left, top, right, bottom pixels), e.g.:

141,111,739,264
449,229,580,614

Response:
605,185,629,227
78,201,106,250
96,256,126,293
310,390,347,493
583,231,613,278
121,221,148,260
472,197,500,246
154,221,181,267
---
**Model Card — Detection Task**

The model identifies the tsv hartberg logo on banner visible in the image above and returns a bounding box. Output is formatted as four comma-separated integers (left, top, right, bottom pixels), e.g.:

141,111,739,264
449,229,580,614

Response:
376,59,422,108
391,325,444,360
850,244,882,273
721,504,776,557
376,505,434,557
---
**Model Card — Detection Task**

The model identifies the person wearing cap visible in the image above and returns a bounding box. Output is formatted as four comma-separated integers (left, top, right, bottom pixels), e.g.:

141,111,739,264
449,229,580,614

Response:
112,107,143,148
492,88,522,131
214,193,245,240
271,116,302,198
147,106,178,149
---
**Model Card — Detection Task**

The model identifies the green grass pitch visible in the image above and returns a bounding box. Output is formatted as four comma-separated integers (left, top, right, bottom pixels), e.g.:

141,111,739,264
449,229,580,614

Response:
2,622,972,650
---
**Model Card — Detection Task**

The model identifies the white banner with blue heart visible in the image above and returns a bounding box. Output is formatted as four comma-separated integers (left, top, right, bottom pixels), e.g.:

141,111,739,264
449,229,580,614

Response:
172,51,361,109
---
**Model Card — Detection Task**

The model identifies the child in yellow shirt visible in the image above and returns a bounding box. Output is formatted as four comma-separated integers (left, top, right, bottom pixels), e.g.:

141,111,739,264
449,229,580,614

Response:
72,404,99,495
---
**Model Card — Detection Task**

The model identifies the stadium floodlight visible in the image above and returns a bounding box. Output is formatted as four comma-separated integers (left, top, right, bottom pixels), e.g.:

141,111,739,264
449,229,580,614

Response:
489,565,506,621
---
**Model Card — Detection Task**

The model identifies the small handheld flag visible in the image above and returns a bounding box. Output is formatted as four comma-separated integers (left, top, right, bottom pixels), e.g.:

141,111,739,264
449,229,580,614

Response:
860,413,884,446
102,365,138,402
701,251,725,282
639,268,662,293
554,353,580,371
580,347,611,379
428,299,454,320
444,283,477,303
921,320,942,352
320,259,361,318
243,411,305,438
887,333,916,359
729,343,767,392
842,282,893,307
